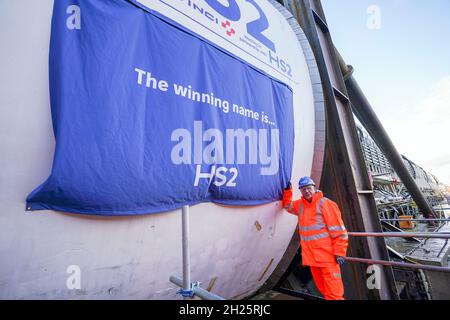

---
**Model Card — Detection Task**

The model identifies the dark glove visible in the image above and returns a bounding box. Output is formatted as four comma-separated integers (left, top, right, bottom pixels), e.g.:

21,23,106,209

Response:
336,256,345,265
284,182,292,190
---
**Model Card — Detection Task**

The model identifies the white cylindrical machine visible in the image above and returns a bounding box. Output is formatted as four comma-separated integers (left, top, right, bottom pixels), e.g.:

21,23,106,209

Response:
0,0,324,299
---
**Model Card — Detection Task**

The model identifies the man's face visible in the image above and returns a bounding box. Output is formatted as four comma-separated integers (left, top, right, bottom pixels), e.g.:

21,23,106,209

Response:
300,185,315,201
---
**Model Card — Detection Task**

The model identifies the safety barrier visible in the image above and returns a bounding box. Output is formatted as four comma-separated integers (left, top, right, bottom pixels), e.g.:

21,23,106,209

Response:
345,231,450,273
380,218,450,222
348,232,450,239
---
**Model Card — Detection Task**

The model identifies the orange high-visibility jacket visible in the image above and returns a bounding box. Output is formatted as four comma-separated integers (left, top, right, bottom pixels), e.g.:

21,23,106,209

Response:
283,188,348,267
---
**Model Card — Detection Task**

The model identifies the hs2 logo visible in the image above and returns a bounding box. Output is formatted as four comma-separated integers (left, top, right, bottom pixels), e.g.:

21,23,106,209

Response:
205,0,292,77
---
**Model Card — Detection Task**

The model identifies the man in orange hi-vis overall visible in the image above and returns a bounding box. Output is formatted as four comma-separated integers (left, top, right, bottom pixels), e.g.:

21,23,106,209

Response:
283,177,348,300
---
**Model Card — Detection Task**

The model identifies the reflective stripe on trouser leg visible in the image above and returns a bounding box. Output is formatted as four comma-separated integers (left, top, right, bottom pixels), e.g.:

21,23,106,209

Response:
321,265,344,300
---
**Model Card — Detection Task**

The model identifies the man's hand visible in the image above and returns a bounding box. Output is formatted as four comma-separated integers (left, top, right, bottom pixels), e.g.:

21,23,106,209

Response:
284,182,292,190
336,256,345,265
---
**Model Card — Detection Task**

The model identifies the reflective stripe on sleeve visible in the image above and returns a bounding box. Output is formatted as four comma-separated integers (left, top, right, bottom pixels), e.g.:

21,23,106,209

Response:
331,233,348,239
328,225,346,232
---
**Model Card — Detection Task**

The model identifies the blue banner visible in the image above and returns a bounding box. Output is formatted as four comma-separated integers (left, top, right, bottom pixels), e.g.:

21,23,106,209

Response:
26,0,294,215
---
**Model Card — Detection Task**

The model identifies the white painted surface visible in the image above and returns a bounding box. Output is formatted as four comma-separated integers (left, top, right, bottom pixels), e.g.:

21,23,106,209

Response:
0,0,314,299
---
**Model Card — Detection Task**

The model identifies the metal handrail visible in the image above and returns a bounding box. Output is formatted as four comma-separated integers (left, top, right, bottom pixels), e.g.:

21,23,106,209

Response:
380,218,450,222
348,232,450,239
344,257,450,273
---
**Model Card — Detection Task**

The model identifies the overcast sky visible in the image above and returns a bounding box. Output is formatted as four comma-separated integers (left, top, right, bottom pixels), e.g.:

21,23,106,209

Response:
321,0,450,185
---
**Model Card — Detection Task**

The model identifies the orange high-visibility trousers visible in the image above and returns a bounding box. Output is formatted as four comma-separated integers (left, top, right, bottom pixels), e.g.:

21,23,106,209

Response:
310,265,344,300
